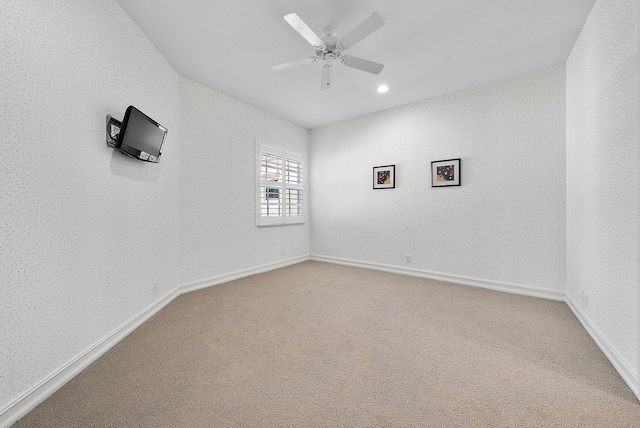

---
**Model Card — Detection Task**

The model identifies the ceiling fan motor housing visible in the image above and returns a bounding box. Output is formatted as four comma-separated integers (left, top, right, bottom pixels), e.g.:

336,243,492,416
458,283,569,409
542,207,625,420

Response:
316,31,342,61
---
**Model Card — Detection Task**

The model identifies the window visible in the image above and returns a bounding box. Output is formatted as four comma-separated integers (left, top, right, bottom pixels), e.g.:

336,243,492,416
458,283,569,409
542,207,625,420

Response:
256,141,305,226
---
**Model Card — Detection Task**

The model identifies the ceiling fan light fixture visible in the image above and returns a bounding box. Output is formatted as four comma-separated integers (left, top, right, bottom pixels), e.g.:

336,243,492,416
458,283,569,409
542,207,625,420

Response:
377,85,389,93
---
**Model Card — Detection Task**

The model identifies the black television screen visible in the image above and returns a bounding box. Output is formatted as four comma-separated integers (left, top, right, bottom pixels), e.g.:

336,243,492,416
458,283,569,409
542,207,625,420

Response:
115,106,167,163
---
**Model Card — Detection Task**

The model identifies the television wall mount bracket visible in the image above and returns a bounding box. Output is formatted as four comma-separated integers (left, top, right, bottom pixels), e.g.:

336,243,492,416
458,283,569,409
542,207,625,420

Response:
106,114,122,148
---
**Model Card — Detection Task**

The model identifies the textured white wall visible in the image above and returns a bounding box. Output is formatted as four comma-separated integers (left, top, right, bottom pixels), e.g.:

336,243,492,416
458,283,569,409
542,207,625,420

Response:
566,0,638,371
179,78,309,283
0,1,181,410
310,65,566,291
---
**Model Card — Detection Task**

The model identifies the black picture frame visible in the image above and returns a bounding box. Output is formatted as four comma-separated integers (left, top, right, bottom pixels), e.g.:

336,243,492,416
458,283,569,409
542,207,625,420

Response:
431,158,461,187
373,165,395,189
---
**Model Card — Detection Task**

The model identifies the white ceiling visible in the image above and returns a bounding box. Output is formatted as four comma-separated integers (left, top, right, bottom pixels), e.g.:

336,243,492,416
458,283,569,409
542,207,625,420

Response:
116,0,595,129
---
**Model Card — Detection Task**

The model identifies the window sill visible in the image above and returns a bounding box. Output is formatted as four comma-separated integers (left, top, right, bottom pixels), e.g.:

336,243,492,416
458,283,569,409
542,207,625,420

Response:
257,221,306,227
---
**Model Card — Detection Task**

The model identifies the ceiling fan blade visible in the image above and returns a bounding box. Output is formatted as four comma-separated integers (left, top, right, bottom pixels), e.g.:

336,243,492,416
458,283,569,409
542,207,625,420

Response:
272,57,316,71
338,12,385,49
321,65,332,90
284,13,324,48
342,56,384,75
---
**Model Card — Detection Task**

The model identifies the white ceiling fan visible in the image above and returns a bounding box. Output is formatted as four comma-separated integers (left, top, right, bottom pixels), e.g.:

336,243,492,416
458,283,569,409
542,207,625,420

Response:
273,12,385,90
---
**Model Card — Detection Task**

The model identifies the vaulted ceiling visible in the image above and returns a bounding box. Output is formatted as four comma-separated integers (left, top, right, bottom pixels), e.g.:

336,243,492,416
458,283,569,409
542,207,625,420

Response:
116,0,595,129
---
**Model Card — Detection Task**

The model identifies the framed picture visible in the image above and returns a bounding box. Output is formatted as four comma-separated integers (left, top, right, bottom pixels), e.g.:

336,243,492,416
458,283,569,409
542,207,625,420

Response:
431,158,461,187
373,165,395,189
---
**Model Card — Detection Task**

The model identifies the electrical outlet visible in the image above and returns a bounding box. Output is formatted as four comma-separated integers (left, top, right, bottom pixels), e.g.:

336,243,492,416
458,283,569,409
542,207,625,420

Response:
581,290,589,307
584,292,588,307
405,254,411,263
153,282,158,294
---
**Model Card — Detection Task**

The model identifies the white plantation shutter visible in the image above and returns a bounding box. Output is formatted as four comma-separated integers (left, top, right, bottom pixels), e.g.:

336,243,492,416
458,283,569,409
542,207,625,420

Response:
256,141,305,226
284,154,303,223
259,150,283,224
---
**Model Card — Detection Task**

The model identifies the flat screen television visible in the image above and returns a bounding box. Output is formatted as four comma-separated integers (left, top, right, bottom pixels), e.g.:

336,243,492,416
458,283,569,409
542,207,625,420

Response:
112,106,168,163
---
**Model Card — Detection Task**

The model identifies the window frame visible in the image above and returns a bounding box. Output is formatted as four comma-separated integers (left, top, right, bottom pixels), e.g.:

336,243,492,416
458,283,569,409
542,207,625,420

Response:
256,141,305,227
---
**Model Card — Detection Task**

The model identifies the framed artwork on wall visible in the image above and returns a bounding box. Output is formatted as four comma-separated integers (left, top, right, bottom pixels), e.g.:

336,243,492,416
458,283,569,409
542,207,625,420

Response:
373,165,395,189
431,158,461,187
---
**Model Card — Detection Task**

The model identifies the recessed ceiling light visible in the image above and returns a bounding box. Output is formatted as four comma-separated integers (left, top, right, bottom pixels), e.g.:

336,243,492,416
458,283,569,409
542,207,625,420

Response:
377,85,389,93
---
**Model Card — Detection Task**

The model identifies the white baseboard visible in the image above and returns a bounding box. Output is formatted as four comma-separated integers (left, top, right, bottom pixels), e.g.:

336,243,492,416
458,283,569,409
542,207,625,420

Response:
3,254,637,427
0,255,309,428
565,294,639,397
310,254,565,301
0,286,181,428
181,255,310,294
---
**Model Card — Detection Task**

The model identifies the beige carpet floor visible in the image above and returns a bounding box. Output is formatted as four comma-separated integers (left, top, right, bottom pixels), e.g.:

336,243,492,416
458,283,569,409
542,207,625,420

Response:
14,261,640,427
